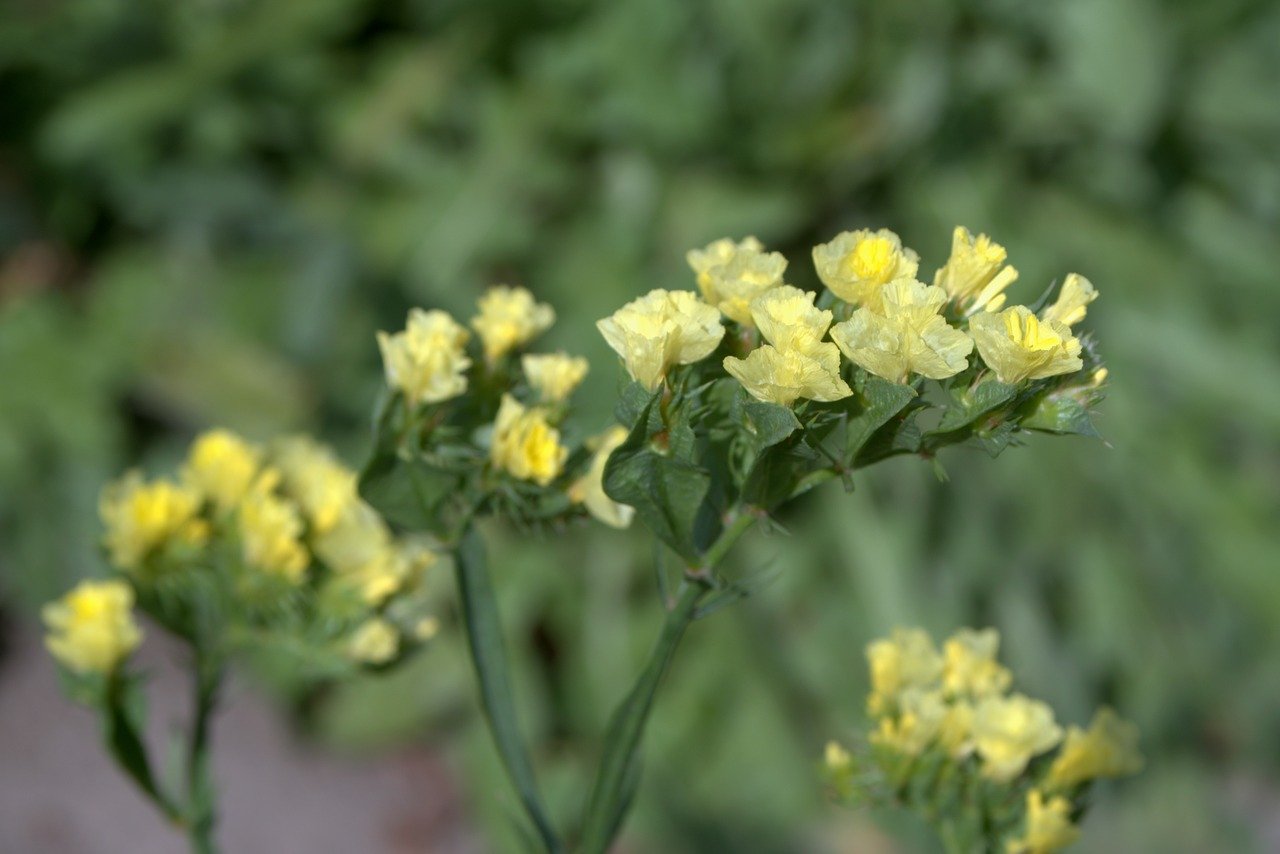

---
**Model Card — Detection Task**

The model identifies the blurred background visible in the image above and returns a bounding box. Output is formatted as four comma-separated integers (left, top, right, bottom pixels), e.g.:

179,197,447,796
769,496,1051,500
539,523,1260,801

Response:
1,0,1278,851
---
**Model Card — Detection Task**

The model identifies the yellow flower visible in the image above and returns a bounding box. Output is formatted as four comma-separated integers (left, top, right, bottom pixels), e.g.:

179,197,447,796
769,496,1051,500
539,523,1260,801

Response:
312,501,435,604
1047,708,1143,790
972,693,1063,781
723,337,852,406
569,425,635,529
824,740,853,775
346,618,399,664
271,437,359,535
830,278,973,384
938,700,976,758
970,306,1083,385
866,628,944,716
687,236,787,324
43,580,142,674
871,688,948,756
238,472,309,583
942,628,1012,699
933,226,1020,314
182,429,261,512
471,285,555,361
750,285,833,350
413,617,441,641
1006,791,1081,854
377,308,472,407
491,394,568,486
813,228,920,309
522,352,589,402
596,289,725,391
1040,273,1097,328
100,473,209,571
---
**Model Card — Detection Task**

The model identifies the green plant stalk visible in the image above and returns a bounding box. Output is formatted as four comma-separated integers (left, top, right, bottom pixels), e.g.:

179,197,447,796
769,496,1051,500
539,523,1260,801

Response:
453,525,564,854
185,649,223,854
577,510,757,853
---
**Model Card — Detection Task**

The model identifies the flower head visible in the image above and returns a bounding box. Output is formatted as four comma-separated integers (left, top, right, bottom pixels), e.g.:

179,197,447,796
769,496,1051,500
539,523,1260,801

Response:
100,473,209,572
1006,790,1080,854
522,352,589,403
377,308,472,407
272,437,359,535
813,228,920,309
972,693,1063,781
43,580,142,674
312,500,435,605
970,306,1083,385
866,628,945,716
471,286,555,361
1047,708,1143,790
723,338,851,406
596,289,724,391
569,425,635,529
491,395,568,486
238,472,309,583
871,688,949,756
1040,273,1097,328
687,236,787,325
346,618,399,665
182,429,261,512
942,628,1012,699
830,278,973,384
933,226,1019,314
750,285,833,350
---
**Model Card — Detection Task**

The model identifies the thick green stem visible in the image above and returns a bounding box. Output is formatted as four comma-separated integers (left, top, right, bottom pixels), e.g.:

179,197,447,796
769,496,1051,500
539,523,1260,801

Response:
185,651,223,854
577,510,757,853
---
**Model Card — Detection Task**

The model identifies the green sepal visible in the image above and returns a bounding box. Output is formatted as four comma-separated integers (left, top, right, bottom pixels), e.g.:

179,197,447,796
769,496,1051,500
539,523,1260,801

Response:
1018,392,1102,438
744,401,802,451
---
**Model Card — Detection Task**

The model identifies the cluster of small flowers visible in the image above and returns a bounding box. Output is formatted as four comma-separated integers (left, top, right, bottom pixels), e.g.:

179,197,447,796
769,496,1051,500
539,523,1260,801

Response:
596,227,1101,407
44,430,440,677
376,286,633,529
825,627,1142,853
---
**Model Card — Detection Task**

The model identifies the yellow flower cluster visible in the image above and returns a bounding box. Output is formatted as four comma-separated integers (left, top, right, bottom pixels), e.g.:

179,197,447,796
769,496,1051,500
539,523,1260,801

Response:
813,228,920,309
182,429,260,512
238,471,310,583
43,579,142,674
723,286,851,405
377,308,472,407
568,425,635,529
100,473,209,572
491,394,569,486
472,285,556,362
523,352,589,403
687,236,787,325
597,289,725,391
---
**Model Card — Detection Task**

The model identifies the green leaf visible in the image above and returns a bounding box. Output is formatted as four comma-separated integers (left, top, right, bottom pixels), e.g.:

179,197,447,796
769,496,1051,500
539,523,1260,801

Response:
931,380,1018,434
1019,393,1102,438
453,527,563,854
844,377,918,463
358,450,459,533
744,401,801,450
742,438,819,511
102,673,178,820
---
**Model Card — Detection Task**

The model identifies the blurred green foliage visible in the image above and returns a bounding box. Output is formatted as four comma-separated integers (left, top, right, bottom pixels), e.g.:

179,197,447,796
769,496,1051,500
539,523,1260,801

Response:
2,0,1278,850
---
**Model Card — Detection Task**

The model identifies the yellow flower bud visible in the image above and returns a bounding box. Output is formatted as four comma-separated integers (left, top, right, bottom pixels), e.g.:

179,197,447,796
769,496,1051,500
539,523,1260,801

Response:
346,618,399,664
1046,708,1143,790
1006,790,1080,854
377,308,472,407
942,627,1012,699
182,429,261,513
491,394,568,486
569,425,635,529
596,289,725,391
970,306,1083,385
687,236,787,324
866,628,944,716
1040,273,1097,328
43,580,142,674
522,352,589,403
749,285,833,350
813,228,920,309
871,688,948,755
933,226,1019,314
271,436,359,535
972,693,1063,781
823,740,853,775
100,473,209,572
312,500,434,604
830,278,973,384
238,472,309,583
413,617,441,642
723,338,852,406
471,285,555,361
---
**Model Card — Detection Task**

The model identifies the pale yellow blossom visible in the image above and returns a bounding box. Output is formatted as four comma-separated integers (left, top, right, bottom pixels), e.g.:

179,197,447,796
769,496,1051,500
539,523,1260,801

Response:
238,471,309,583
942,628,1012,699
596,289,724,391
972,693,1063,781
749,285,833,350
723,338,851,406
312,501,435,604
813,228,920,309
377,308,472,407
491,394,568,486
1006,790,1080,854
182,429,260,512
830,278,973,384
1047,708,1143,790
970,306,1083,385
522,352,589,402
346,618,399,664
100,473,209,571
866,628,944,716
1040,273,1097,328
271,437,359,535
471,286,555,361
687,236,787,324
43,580,142,674
934,226,1019,314
871,688,948,755
569,425,635,529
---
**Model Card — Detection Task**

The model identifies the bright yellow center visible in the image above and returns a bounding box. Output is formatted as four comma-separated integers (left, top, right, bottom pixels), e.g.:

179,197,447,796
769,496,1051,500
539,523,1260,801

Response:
849,236,896,281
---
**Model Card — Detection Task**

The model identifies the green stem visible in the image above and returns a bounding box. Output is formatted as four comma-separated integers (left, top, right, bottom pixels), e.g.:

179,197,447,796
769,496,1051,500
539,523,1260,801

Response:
577,509,757,853
186,650,223,854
